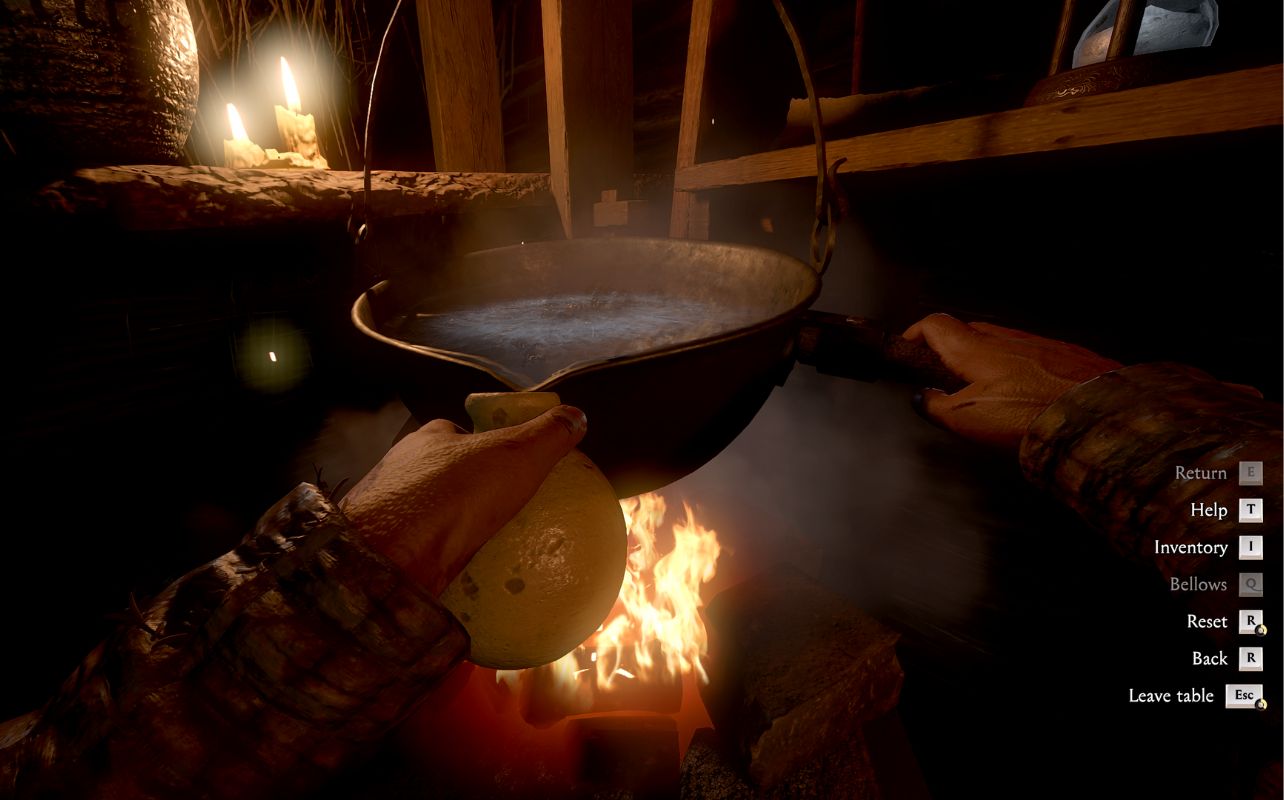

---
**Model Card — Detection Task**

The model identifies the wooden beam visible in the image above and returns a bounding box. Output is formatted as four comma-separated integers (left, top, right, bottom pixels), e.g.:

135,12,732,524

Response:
541,0,633,238
668,0,718,239
416,0,506,171
592,189,665,235
674,66,1283,191
35,167,551,231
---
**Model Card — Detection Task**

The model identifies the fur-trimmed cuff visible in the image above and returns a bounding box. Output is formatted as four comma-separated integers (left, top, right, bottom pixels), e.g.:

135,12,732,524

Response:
1,483,469,799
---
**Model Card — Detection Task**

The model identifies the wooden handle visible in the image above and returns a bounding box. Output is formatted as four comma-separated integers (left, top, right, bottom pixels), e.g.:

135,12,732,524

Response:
795,311,968,393
877,330,969,394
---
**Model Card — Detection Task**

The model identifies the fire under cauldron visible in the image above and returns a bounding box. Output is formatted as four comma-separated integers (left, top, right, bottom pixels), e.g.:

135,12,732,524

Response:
353,236,960,497
350,237,948,796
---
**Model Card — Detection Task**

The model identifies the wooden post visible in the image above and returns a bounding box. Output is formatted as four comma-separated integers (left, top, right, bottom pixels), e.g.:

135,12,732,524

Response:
669,0,719,240
1047,0,1080,76
541,0,634,239
1106,0,1146,61
850,0,869,94
416,0,506,171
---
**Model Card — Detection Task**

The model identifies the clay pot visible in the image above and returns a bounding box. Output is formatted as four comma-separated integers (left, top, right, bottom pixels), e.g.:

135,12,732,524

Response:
0,0,200,167
440,392,627,669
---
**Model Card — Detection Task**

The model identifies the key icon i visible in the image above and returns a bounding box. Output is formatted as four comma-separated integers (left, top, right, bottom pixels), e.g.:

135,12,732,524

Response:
1240,535,1264,560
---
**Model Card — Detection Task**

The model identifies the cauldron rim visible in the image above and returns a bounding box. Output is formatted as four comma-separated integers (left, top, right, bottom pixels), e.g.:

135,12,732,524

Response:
350,236,821,392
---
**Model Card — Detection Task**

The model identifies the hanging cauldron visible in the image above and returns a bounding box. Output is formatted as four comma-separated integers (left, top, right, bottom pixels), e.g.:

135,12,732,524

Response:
353,238,961,497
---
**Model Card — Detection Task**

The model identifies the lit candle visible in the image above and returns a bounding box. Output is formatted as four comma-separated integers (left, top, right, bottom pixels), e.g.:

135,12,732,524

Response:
223,103,267,168
273,57,328,169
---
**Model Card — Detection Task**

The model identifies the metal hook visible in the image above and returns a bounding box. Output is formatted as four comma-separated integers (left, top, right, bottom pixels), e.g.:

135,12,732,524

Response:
353,0,406,247
773,0,846,277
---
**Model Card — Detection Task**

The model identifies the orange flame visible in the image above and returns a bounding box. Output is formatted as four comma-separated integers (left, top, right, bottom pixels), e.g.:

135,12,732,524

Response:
280,57,303,113
226,103,250,141
497,492,721,699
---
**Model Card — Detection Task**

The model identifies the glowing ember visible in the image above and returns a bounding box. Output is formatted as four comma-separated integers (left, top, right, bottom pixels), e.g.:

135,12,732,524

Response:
497,492,721,701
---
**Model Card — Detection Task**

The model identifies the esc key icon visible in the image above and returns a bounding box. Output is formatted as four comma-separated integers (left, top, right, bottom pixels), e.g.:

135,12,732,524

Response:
1226,684,1267,710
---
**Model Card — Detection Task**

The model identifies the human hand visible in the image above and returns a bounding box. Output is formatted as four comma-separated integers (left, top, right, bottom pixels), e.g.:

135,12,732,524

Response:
339,406,588,596
902,314,1122,452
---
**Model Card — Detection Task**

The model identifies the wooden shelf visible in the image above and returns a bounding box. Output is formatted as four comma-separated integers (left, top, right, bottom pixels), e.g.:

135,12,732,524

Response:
674,65,1282,192
35,166,552,231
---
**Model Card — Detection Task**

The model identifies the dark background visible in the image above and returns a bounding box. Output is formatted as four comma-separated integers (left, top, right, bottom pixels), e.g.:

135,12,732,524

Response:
2,1,1281,797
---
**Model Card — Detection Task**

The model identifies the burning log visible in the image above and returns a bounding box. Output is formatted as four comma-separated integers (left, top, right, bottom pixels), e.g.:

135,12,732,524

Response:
591,667,682,716
512,635,684,726
568,716,680,800
699,566,902,793
515,654,596,726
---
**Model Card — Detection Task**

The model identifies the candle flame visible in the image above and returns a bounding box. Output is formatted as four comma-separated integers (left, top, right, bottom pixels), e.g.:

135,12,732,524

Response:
280,57,302,113
227,103,250,141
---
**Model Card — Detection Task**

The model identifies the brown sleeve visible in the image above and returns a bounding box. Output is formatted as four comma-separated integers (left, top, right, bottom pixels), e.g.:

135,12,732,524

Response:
1019,362,1281,638
0,483,468,799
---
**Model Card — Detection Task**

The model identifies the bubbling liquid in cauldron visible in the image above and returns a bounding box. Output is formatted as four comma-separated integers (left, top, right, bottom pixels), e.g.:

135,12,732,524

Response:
386,292,764,387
